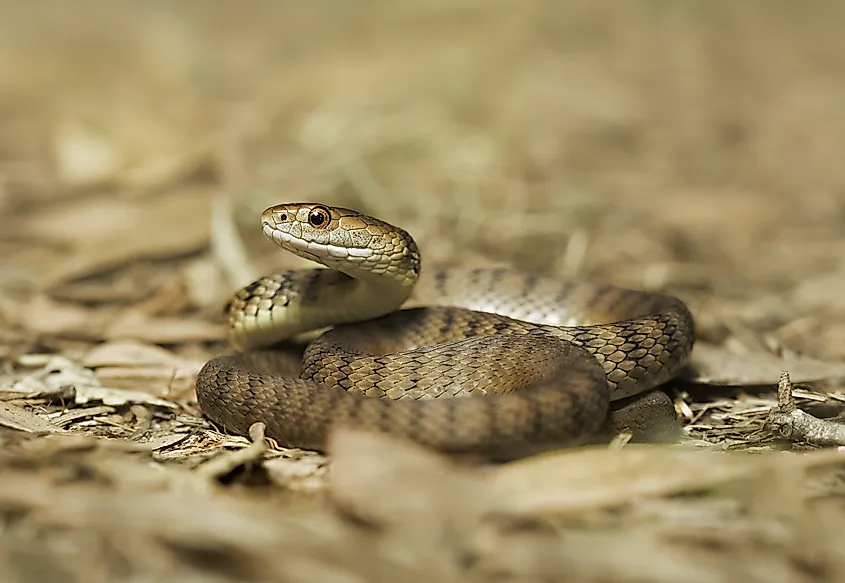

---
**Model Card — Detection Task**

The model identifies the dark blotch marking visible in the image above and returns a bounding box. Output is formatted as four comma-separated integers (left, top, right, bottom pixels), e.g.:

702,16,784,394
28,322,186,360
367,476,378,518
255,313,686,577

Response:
522,274,538,296
488,269,506,292
242,280,263,296
303,271,325,302
466,317,483,337
439,310,455,335
434,269,448,293
554,280,576,305
469,268,483,287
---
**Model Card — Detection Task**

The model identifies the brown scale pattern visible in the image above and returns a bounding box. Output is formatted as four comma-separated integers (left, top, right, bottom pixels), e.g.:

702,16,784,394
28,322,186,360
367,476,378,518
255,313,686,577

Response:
197,298,694,457
195,204,696,458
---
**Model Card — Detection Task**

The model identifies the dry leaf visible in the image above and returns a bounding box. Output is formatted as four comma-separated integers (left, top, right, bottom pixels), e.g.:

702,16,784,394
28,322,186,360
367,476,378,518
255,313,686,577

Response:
10,353,178,409
73,386,176,409
688,342,845,385
12,354,102,393
84,340,206,396
91,366,197,397
17,296,225,345
17,295,110,340
327,428,493,581
265,454,329,492
83,339,195,369
488,445,845,526
0,401,64,433
327,429,490,530
104,313,226,344
486,446,778,516
7,188,212,289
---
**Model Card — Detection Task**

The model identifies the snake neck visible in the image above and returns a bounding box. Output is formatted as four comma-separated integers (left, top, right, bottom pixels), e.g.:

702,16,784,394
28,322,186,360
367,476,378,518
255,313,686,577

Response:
229,202,427,350
228,265,419,351
290,222,422,334
314,266,418,329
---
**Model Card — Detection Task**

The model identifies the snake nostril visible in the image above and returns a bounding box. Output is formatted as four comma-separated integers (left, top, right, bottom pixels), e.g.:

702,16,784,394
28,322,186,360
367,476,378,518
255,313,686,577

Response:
279,213,287,221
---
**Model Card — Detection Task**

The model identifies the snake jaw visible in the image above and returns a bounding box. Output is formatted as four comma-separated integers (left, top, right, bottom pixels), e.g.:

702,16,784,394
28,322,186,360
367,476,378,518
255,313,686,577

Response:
260,204,419,290
261,222,375,269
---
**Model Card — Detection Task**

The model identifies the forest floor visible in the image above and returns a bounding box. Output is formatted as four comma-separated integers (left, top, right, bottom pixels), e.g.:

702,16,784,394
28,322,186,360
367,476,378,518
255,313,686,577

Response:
2,2,845,582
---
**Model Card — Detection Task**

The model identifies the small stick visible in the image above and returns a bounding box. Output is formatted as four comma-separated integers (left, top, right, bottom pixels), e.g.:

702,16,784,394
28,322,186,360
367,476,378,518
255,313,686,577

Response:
765,371,845,447
196,422,269,479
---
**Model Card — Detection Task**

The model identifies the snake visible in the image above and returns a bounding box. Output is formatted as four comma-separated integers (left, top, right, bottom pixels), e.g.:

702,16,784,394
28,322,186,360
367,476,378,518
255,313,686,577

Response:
195,202,695,459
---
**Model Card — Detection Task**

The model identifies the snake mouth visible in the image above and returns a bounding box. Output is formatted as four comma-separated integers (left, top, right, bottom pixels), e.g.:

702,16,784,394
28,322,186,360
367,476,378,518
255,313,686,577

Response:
262,223,374,261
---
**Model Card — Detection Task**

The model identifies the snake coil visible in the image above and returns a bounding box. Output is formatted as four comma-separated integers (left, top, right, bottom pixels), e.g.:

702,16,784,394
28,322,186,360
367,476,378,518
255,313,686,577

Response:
196,203,695,458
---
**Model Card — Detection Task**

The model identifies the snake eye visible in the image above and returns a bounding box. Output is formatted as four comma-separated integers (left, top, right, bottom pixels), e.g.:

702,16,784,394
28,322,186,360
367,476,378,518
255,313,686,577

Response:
308,206,331,228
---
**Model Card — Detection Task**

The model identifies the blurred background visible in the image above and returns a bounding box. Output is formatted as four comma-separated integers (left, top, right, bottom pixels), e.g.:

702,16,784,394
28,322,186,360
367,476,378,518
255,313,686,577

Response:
2,0,845,361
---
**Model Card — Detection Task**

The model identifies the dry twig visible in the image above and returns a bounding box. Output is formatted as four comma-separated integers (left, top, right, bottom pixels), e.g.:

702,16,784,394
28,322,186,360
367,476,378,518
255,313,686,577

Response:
195,422,269,479
765,371,845,447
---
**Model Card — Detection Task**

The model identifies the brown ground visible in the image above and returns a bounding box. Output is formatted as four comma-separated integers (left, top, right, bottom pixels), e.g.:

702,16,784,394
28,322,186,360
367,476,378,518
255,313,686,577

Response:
2,1,845,581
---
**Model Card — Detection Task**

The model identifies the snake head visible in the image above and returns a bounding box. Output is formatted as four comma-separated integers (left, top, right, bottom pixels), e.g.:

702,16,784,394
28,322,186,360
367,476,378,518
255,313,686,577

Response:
224,203,421,349
261,203,420,286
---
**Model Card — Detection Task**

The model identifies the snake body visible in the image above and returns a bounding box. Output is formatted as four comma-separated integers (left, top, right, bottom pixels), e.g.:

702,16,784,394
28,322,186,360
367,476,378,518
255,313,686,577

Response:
196,203,695,458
